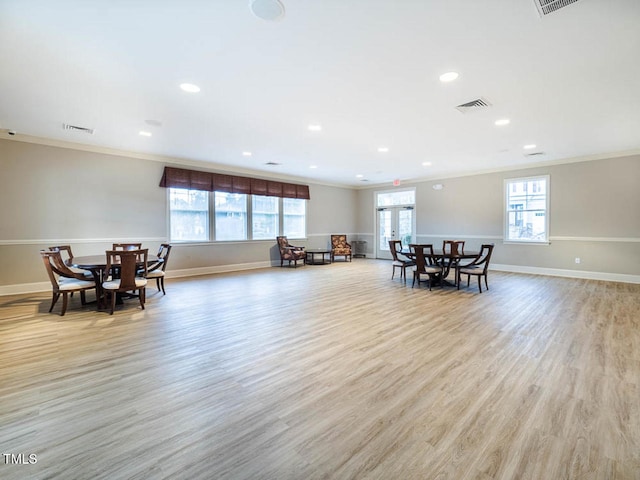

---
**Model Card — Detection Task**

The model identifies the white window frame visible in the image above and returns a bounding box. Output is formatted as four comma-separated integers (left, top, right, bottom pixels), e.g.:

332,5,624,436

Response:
504,175,550,244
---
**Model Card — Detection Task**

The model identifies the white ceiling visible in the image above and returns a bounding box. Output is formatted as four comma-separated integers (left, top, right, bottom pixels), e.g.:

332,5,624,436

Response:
1,0,640,187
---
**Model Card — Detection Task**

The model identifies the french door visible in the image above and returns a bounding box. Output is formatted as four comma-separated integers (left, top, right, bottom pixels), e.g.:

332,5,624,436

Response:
376,206,415,259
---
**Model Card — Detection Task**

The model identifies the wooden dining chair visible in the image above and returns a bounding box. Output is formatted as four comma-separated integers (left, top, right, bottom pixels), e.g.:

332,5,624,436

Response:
457,244,495,293
146,243,172,294
49,245,93,278
389,240,414,282
102,249,148,314
409,244,443,290
40,250,96,316
112,243,143,251
442,239,466,282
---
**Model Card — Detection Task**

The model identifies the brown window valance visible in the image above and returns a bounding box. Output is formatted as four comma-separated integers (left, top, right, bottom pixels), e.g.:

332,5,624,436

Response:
159,166,310,199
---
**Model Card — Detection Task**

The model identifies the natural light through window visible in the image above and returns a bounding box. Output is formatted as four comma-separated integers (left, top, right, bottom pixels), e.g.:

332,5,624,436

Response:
168,188,306,242
504,176,549,243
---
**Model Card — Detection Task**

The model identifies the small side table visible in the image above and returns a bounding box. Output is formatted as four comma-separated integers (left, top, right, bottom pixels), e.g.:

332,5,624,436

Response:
305,249,332,265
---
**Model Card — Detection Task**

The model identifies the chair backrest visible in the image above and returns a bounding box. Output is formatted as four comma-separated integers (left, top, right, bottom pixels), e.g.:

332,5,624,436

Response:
155,243,172,272
331,234,348,249
388,240,403,261
276,236,289,253
105,249,148,289
49,245,74,262
40,250,85,287
410,244,436,271
443,240,465,255
112,243,143,251
469,244,495,273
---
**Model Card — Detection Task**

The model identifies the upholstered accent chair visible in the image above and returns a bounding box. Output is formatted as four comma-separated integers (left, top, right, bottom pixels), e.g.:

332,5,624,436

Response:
389,240,415,282
276,236,306,267
457,244,495,293
410,244,444,291
40,250,96,316
146,243,172,294
102,249,148,314
330,234,352,262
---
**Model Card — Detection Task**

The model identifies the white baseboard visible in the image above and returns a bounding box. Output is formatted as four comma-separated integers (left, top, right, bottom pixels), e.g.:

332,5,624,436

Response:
491,264,640,284
2,261,638,296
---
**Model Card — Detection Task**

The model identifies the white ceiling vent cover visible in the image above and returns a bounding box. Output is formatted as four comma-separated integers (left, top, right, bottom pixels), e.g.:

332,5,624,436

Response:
63,123,95,135
533,0,581,17
456,97,492,114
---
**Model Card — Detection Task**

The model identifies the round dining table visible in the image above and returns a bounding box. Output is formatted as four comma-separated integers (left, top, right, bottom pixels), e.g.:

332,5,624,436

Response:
69,254,161,310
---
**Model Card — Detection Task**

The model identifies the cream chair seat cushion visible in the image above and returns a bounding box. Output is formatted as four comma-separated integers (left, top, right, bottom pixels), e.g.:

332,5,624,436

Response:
58,278,96,291
103,278,147,290
146,270,164,279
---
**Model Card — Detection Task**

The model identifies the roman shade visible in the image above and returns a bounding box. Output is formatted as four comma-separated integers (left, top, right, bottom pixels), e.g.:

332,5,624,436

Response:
159,166,310,199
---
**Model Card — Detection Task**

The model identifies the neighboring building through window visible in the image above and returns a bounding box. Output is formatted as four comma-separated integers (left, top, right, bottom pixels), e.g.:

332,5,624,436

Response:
169,188,209,242
504,175,549,243
168,188,306,242
252,195,279,240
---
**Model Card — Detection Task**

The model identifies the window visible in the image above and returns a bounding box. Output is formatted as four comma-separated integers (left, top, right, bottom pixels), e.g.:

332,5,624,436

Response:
505,175,549,243
169,188,209,242
168,188,306,242
283,198,306,238
215,192,247,241
252,196,279,240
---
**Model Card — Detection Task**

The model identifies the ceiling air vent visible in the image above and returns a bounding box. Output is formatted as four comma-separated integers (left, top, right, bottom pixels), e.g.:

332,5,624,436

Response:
264,161,281,166
524,151,546,158
533,0,581,17
456,97,492,114
63,123,95,135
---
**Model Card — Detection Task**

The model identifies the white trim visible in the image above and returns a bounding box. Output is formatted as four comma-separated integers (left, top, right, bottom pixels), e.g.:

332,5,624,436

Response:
0,237,167,246
355,150,640,188
549,236,640,243
3,234,636,247
490,264,640,284
416,234,501,240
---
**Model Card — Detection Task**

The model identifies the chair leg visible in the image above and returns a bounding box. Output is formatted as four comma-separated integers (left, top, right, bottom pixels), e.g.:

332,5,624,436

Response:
49,292,60,312
80,290,87,305
60,293,69,316
478,275,483,293
484,275,489,291
139,288,146,310
110,291,116,315
160,277,166,295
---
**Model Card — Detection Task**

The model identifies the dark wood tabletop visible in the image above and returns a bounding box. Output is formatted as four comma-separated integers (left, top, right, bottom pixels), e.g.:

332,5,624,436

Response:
70,254,160,270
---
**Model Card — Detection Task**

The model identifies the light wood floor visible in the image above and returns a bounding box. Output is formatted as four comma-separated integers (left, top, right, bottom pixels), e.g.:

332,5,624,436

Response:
1,260,639,479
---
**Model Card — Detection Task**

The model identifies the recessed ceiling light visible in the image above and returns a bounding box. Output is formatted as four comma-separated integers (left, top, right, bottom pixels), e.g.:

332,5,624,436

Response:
356,174,364,178
495,118,511,126
249,0,285,21
432,184,444,190
309,165,317,169
439,71,459,83
180,83,200,93
308,124,322,132
139,131,152,137
523,144,537,150
242,151,252,156
422,161,432,167
377,147,389,153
